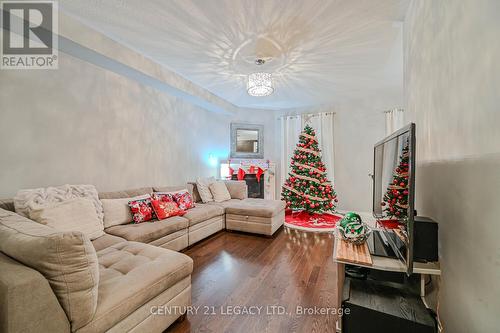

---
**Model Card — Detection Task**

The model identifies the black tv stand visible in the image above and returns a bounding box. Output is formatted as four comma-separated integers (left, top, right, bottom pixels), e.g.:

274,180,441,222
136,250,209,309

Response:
333,228,441,332
342,277,437,333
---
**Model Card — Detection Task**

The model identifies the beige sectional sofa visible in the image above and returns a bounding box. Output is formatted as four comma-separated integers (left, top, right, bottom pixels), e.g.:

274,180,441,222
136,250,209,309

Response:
0,180,285,333
0,210,193,333
97,181,285,252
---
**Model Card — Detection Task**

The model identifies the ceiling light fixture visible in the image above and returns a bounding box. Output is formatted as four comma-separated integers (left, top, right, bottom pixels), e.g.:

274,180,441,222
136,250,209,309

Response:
247,72,274,97
247,58,274,97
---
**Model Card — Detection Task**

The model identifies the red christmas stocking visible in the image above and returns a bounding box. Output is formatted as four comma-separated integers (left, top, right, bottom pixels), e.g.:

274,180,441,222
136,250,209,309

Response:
249,165,255,174
256,167,264,182
228,166,234,177
237,168,246,181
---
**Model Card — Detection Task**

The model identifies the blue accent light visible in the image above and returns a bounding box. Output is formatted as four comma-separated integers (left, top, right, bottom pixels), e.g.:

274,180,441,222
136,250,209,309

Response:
208,154,218,167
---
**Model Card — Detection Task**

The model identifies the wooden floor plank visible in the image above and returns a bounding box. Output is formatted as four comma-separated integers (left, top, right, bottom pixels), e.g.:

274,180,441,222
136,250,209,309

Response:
166,228,339,333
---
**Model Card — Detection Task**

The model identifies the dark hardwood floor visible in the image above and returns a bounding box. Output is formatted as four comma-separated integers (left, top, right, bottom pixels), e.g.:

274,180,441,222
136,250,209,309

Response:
167,227,339,333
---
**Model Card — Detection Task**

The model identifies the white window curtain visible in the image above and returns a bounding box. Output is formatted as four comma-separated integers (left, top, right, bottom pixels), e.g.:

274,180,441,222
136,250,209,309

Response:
302,112,335,184
279,115,302,192
385,108,405,135
279,112,336,197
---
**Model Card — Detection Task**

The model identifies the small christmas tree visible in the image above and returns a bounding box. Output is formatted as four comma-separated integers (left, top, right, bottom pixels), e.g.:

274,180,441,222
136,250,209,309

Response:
281,125,337,214
382,139,410,218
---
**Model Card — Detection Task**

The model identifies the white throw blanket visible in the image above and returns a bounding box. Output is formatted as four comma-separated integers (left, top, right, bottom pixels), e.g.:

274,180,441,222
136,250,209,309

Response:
14,184,104,224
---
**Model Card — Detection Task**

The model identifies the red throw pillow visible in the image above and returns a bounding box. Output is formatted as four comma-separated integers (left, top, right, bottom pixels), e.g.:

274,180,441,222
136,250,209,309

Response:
128,197,155,223
152,192,175,202
172,190,195,210
151,199,185,220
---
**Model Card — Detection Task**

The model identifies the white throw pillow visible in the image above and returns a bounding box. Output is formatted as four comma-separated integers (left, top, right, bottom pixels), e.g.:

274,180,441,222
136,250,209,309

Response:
196,177,216,203
101,194,150,228
29,198,104,240
209,181,232,203
14,184,104,224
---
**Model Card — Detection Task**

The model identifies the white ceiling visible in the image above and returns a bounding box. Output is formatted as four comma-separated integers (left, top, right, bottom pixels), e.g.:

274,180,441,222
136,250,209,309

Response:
60,0,409,110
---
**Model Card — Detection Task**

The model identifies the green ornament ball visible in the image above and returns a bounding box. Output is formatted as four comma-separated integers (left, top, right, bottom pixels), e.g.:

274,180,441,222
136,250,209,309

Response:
338,212,368,240
340,212,361,229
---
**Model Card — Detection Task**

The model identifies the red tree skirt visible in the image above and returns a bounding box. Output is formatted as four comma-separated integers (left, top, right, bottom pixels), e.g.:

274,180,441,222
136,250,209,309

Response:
377,219,400,229
285,210,342,232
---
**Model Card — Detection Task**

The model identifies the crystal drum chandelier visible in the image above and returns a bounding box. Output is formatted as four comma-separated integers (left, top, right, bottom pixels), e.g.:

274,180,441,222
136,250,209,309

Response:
247,72,274,97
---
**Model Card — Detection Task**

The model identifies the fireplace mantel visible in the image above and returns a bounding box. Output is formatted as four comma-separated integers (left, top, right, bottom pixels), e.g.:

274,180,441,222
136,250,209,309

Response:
220,160,276,200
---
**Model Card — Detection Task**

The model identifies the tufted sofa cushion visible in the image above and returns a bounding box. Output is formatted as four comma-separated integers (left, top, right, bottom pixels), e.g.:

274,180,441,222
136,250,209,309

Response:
77,242,193,333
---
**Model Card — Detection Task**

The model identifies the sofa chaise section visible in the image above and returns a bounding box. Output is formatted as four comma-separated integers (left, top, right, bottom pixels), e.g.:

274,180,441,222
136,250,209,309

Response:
0,208,193,333
190,181,286,236
222,198,286,236
77,241,192,333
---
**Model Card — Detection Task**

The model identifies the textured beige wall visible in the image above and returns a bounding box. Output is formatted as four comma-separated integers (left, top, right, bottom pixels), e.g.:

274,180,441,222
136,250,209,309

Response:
0,53,275,197
0,18,276,198
404,0,500,331
333,100,387,212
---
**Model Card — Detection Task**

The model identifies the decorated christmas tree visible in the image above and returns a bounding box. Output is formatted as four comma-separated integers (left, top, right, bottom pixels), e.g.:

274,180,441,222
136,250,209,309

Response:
382,139,410,218
281,125,337,214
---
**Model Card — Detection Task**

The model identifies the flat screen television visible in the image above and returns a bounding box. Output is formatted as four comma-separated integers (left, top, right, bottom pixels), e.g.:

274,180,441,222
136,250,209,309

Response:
371,123,416,275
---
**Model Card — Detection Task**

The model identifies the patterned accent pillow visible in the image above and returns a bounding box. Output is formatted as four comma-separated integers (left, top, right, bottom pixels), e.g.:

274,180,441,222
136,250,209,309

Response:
128,196,155,223
152,192,175,202
151,199,185,220
172,190,195,210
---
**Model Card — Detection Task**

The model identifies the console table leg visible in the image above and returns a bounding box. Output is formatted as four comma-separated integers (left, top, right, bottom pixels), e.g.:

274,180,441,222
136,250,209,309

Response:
336,262,345,332
420,274,431,309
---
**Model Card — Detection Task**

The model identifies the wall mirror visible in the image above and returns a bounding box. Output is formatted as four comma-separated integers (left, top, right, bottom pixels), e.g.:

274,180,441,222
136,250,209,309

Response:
230,123,264,159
